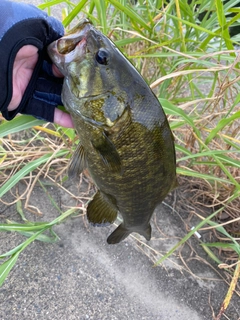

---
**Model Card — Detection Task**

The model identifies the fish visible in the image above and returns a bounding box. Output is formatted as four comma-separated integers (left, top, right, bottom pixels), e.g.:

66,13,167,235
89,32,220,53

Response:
47,19,178,244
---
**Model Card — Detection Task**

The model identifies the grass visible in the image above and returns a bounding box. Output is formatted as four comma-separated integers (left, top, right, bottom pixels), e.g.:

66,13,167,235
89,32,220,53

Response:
0,0,240,317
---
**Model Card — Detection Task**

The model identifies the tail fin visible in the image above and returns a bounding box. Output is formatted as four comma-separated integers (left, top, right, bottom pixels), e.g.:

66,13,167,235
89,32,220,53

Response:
107,223,152,244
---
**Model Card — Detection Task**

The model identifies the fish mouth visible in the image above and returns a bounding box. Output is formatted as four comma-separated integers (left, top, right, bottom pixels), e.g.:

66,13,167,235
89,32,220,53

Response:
47,19,92,63
57,19,92,54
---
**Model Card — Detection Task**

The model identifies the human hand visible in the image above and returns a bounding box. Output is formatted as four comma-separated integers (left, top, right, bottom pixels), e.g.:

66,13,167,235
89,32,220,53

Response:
8,44,73,128
0,0,73,128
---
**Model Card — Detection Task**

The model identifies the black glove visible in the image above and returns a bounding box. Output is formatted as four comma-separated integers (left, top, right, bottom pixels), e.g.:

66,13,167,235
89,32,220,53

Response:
0,0,64,122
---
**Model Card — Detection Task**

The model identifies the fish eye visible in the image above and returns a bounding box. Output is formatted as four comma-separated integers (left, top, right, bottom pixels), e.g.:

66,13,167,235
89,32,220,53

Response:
96,48,109,65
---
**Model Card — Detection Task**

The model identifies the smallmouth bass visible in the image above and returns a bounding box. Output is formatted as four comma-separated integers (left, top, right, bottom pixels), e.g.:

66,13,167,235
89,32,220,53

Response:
48,20,177,244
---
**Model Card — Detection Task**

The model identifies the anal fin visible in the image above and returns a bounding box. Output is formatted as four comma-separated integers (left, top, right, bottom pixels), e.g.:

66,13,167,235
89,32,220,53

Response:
87,191,118,226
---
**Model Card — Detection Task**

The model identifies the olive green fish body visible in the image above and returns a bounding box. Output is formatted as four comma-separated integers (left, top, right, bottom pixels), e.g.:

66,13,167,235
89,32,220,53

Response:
47,20,177,244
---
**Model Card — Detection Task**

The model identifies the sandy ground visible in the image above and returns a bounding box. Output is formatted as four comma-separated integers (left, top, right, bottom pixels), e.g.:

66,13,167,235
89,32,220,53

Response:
0,178,239,320
1,1,239,320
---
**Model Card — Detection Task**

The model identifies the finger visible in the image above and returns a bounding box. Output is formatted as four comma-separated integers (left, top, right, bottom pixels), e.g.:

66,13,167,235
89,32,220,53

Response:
54,108,74,128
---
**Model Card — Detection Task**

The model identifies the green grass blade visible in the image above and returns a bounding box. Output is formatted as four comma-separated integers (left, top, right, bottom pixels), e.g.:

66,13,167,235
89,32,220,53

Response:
38,0,73,10
0,227,48,286
0,207,78,285
0,150,68,198
16,231,59,243
108,0,151,31
177,149,240,170
205,219,240,250
200,243,223,265
216,0,235,53
94,0,107,33
0,253,20,286
0,222,50,232
226,92,240,118
154,205,225,266
176,167,233,184
166,12,218,37
160,98,200,138
205,111,240,145
62,0,88,27
202,242,240,255
198,141,240,190
0,243,25,259
0,116,45,138
215,154,240,169
0,208,78,234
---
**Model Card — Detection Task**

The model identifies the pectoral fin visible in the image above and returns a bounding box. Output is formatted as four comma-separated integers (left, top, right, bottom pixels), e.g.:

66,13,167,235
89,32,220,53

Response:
87,191,118,226
91,132,122,174
68,143,87,178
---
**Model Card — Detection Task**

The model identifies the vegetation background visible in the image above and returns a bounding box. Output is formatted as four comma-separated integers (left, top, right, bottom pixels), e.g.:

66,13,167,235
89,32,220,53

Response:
0,1,239,318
